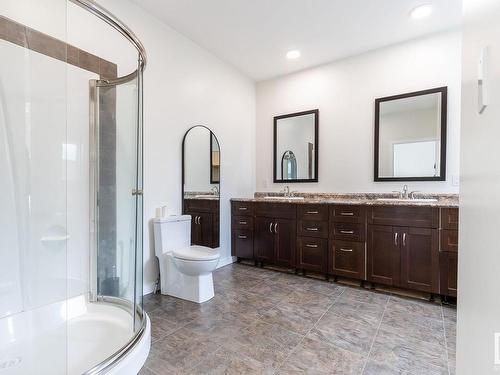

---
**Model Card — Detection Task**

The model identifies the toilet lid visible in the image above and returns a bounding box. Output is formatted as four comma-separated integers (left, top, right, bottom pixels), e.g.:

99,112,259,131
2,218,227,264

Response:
173,246,220,261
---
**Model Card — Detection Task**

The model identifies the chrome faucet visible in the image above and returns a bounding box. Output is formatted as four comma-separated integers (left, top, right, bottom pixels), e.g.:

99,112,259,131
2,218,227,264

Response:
281,186,290,197
402,185,409,199
210,186,219,196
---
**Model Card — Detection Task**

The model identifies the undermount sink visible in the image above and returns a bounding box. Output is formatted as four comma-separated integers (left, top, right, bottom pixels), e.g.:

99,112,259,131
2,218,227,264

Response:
263,196,305,200
194,195,218,199
375,198,438,203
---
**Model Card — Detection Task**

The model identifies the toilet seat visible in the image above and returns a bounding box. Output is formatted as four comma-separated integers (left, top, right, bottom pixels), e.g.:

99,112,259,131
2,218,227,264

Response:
172,245,220,261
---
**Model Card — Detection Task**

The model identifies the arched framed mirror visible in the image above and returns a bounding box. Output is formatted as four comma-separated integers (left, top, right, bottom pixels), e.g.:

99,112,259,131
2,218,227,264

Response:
182,126,220,248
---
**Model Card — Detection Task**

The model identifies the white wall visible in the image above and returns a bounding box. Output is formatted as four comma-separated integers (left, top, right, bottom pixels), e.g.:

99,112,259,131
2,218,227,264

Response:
457,0,500,373
96,0,256,293
256,31,462,193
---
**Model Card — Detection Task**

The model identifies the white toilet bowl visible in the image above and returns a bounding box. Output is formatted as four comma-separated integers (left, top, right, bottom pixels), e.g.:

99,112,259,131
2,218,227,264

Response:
153,216,220,303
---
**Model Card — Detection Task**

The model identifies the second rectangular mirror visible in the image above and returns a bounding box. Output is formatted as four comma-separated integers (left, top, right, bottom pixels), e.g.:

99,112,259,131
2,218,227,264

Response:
274,109,319,183
374,87,447,181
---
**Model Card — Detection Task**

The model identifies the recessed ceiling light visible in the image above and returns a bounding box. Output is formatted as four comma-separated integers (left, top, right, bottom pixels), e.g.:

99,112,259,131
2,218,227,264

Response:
286,50,301,59
410,4,433,19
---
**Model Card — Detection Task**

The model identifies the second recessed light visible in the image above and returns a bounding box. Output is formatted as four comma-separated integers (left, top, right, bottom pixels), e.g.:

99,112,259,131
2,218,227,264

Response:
286,50,301,59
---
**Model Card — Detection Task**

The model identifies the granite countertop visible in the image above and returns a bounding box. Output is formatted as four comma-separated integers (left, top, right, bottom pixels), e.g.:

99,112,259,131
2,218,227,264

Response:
184,192,219,201
230,192,459,208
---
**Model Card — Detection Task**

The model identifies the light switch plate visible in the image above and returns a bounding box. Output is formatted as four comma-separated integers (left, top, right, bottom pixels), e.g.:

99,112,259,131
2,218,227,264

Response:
452,175,460,186
478,46,489,114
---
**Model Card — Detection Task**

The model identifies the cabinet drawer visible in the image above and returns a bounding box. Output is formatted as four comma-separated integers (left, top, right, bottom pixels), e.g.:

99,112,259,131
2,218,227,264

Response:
297,205,329,221
232,216,254,231
331,205,366,223
440,229,458,252
330,222,365,241
184,198,218,213
329,240,365,280
254,202,296,219
441,208,459,230
232,230,254,259
296,237,328,273
368,206,438,228
231,201,254,216
297,220,329,238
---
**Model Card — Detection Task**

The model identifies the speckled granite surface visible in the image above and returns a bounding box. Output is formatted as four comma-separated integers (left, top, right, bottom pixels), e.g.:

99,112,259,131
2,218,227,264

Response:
184,191,219,200
230,192,459,208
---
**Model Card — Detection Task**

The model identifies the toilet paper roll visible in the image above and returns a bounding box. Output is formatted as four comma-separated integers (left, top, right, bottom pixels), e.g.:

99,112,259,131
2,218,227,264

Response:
155,207,162,219
161,206,167,218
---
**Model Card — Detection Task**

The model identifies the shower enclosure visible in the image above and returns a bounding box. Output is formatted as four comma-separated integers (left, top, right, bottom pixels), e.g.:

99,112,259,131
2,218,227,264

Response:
0,0,149,374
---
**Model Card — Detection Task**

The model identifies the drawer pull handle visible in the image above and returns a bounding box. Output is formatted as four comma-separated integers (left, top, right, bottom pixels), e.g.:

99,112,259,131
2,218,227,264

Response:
340,230,354,234
238,235,247,239
403,232,407,247
394,232,398,246
340,212,354,216
274,223,278,234
306,244,318,248
269,222,273,233
239,221,247,225
306,227,318,231
238,207,248,211
307,211,319,214
339,248,353,252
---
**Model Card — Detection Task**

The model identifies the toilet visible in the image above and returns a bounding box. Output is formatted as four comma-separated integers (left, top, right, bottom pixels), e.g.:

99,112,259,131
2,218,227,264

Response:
153,215,220,303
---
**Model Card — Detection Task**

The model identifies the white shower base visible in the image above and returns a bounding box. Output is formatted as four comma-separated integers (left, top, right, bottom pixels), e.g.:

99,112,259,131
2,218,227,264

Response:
0,295,150,375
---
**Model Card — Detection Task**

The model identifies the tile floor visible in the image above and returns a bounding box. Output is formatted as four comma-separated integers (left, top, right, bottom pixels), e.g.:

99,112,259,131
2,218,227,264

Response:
140,263,456,375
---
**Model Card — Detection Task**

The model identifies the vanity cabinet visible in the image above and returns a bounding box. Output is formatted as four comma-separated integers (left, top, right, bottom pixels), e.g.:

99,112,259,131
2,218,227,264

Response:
296,205,328,273
183,199,219,248
439,208,459,297
367,207,439,293
254,202,296,268
230,199,458,298
329,205,366,279
231,202,254,259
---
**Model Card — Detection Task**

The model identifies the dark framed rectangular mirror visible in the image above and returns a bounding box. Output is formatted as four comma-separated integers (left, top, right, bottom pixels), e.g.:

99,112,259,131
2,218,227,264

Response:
374,87,447,182
274,109,319,183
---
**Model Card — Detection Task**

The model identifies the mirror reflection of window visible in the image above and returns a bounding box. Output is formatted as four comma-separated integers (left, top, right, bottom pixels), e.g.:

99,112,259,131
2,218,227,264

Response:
281,150,297,180
375,87,446,181
274,109,318,182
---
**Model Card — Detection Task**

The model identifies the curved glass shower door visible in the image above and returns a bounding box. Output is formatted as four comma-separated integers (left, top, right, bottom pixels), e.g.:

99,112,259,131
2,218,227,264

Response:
92,70,144,329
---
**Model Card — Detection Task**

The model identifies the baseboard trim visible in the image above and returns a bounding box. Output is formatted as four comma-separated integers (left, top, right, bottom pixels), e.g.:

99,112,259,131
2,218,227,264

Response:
217,256,236,269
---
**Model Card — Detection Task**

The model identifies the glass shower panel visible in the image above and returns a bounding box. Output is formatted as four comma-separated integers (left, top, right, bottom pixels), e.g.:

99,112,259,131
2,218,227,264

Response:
0,0,68,373
96,76,139,317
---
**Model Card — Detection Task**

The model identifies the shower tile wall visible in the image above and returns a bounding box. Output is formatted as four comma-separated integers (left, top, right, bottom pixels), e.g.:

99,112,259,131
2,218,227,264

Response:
0,15,118,318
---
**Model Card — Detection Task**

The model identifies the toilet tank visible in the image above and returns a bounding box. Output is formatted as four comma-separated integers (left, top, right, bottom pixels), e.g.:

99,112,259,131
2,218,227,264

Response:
153,215,191,257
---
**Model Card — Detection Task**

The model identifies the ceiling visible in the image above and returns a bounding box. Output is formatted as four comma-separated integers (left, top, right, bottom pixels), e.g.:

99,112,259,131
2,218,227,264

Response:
131,0,462,81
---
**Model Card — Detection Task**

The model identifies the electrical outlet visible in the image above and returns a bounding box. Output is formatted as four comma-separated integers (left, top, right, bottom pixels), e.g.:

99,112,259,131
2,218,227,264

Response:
452,175,460,186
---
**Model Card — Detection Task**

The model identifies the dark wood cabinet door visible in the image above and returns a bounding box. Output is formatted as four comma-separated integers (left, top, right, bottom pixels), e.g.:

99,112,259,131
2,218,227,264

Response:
440,251,457,297
400,227,439,293
198,212,214,247
190,212,201,245
275,218,296,268
254,217,275,263
232,230,254,259
329,240,365,280
296,237,327,273
367,225,401,286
